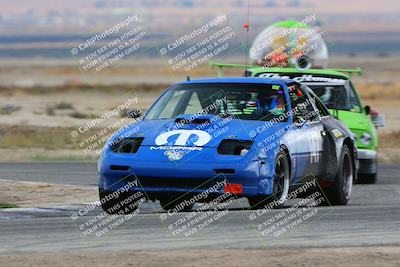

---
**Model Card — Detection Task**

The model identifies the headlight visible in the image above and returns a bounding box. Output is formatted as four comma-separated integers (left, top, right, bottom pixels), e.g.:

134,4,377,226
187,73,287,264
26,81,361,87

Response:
360,132,372,146
111,138,144,153
217,139,253,156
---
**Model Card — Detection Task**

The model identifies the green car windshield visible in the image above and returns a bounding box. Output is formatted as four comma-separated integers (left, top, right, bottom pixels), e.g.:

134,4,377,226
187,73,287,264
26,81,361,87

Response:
307,83,362,112
145,83,288,121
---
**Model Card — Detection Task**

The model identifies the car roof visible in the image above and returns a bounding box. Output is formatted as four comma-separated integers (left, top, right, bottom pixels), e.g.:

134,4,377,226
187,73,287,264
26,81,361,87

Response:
247,67,350,79
177,77,296,86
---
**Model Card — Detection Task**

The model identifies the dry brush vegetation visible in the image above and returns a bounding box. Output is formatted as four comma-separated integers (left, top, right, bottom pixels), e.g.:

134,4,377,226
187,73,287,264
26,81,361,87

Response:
0,79,399,162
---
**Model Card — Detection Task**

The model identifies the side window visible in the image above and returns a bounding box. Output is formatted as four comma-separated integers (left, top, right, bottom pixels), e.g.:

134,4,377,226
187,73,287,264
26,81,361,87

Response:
312,93,330,117
347,82,362,112
302,85,330,118
288,84,316,122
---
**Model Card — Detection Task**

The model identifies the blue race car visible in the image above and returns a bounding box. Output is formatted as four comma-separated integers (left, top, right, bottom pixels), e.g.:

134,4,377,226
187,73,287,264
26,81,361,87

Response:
98,77,357,214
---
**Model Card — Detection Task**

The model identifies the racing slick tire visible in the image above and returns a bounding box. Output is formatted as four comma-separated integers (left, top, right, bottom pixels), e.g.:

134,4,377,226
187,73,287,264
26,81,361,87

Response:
99,189,140,215
321,144,354,205
159,197,194,212
248,151,290,209
357,173,377,184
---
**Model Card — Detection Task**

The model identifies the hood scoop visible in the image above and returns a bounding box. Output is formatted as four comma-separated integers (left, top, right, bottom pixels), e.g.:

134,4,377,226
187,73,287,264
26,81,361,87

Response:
174,116,211,125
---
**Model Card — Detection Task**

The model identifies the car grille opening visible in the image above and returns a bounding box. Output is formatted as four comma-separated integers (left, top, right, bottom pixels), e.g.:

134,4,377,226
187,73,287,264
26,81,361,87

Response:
124,176,225,190
110,165,130,171
214,169,235,174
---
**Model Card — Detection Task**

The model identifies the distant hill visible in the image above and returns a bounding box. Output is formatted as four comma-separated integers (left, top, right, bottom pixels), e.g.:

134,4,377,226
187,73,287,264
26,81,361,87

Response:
0,0,399,34
0,0,398,58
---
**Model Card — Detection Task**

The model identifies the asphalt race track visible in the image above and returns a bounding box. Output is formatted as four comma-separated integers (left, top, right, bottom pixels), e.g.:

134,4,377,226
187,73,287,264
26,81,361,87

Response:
0,162,98,186
0,163,399,254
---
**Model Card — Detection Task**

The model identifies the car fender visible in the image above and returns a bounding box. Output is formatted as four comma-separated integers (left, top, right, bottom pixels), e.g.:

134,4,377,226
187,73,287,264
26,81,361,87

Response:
321,118,356,180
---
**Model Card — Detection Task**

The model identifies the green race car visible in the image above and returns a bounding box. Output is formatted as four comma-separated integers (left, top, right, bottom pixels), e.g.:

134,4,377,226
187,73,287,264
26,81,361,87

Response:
209,62,384,183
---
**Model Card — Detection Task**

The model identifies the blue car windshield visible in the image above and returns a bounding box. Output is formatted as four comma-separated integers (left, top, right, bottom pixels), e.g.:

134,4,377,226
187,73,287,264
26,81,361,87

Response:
145,83,288,121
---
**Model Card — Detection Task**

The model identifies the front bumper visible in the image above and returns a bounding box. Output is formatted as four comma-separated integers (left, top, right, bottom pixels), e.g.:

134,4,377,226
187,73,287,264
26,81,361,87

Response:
98,152,274,198
357,149,378,174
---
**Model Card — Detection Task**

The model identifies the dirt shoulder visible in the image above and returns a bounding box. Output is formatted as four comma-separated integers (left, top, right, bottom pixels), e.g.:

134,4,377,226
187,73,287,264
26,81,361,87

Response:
1,246,400,267
0,179,97,208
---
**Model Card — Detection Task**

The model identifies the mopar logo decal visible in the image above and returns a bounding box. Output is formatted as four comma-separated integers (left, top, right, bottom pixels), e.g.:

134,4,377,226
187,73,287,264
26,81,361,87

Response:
164,150,185,161
155,130,211,147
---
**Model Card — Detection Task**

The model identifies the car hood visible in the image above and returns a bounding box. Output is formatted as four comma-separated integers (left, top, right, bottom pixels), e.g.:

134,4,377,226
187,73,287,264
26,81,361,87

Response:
330,109,372,131
116,115,282,148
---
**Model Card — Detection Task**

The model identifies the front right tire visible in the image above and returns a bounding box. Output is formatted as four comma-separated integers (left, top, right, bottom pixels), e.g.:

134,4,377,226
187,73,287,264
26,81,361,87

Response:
248,151,290,209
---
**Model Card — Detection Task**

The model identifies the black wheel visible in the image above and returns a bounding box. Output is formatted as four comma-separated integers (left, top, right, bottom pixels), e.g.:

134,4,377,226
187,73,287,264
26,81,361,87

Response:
321,144,354,205
159,197,194,212
357,173,377,184
99,189,140,215
248,151,290,209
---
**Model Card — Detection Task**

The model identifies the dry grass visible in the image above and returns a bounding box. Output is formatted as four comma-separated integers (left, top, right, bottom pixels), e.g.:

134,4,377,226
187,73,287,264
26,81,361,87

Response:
54,102,74,109
0,125,101,150
355,82,400,100
0,83,168,96
46,102,98,118
378,131,400,163
380,130,400,148
1,81,399,101
68,111,97,119
0,124,398,163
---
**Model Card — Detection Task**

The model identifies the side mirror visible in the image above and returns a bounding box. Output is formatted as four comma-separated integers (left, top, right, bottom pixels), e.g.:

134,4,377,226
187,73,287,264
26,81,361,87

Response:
364,105,371,115
126,108,143,119
373,114,385,128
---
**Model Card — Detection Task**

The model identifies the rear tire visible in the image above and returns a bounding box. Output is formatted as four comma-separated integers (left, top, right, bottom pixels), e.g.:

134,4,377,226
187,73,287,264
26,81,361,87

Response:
321,144,353,205
248,151,290,209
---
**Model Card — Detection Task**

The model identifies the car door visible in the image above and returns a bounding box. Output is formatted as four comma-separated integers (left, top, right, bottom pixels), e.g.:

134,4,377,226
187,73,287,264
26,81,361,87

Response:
301,86,326,177
306,87,340,178
286,84,324,180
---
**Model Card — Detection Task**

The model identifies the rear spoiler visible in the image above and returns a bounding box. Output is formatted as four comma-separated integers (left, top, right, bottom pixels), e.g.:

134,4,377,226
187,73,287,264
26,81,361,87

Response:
208,61,363,77
208,62,258,77
326,68,363,76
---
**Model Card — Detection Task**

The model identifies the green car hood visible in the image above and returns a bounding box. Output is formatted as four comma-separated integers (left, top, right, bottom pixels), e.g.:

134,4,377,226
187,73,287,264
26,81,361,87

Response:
330,109,377,149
